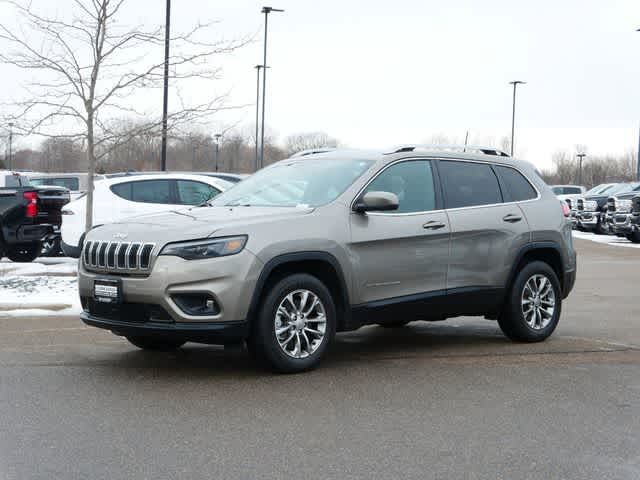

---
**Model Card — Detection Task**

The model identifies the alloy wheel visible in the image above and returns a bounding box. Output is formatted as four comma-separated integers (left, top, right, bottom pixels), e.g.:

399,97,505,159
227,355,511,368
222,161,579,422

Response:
274,289,327,359
521,274,556,330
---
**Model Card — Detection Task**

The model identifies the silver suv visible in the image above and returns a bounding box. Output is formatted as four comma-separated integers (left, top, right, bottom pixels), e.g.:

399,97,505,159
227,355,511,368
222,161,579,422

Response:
79,146,576,373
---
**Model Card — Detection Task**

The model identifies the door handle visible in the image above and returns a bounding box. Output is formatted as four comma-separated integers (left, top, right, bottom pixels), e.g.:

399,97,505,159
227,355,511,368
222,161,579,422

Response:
503,214,523,223
423,221,446,230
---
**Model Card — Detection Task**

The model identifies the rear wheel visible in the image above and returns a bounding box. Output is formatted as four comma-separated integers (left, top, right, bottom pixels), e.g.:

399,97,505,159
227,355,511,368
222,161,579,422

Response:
125,336,186,351
498,261,562,342
248,273,336,373
7,242,41,263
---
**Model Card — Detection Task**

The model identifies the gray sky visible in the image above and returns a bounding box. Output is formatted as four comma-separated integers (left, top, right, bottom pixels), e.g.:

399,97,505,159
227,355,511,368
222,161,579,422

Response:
2,0,640,169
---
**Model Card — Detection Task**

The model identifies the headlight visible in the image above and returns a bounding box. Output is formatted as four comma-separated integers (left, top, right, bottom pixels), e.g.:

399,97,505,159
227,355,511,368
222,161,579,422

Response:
616,199,632,212
583,200,598,212
160,236,247,260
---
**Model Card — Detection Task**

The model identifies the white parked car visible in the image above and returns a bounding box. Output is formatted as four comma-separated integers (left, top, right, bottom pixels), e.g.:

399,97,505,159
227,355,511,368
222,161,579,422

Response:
61,173,231,257
551,185,587,204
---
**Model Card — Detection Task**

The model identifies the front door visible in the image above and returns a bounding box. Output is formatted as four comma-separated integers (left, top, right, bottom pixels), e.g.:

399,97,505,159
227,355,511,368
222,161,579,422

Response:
349,159,450,305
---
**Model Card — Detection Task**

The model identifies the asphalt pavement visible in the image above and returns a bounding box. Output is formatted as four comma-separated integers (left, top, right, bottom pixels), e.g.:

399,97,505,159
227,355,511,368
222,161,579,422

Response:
1,238,639,479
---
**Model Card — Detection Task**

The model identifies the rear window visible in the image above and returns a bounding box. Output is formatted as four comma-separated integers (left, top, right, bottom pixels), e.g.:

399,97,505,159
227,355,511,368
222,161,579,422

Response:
30,177,80,190
111,180,173,204
439,161,503,209
495,166,537,202
4,174,29,187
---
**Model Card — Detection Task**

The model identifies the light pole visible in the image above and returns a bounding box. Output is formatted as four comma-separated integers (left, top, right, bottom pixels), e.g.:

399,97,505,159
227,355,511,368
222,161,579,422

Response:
636,29,640,181
160,0,171,172
254,64,263,172
576,153,586,186
8,122,13,170
214,133,222,172
259,6,284,170
509,80,526,157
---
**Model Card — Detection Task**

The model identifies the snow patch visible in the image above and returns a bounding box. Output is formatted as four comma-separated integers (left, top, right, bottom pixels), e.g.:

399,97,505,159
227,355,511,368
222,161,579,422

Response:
572,231,640,249
0,258,81,316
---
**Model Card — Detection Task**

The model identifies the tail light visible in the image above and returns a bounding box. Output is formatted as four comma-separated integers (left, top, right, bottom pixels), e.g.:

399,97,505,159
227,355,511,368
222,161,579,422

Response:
23,191,38,218
561,200,570,218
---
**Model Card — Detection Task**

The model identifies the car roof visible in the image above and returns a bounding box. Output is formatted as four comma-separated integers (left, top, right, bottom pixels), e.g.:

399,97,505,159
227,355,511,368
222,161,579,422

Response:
103,172,229,188
278,146,527,169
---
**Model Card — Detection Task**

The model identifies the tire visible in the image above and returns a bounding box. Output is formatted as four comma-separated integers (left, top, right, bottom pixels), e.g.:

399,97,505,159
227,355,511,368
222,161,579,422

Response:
247,273,336,373
498,261,562,343
125,336,186,351
627,231,640,244
7,242,41,263
41,237,62,257
594,220,607,235
377,320,411,328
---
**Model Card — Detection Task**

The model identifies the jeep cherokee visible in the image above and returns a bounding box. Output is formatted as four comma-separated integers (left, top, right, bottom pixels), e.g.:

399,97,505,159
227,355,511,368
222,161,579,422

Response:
78,146,576,373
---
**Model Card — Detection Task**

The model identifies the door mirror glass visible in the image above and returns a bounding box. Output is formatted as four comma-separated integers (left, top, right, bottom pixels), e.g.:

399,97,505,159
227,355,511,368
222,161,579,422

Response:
353,191,399,213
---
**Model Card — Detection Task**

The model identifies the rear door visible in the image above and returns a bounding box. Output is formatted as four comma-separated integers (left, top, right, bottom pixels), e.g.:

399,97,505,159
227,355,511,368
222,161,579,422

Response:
349,159,450,304
439,160,530,291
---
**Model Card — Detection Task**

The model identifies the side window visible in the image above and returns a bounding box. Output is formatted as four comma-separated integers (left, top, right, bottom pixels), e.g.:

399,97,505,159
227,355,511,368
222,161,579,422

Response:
363,160,436,213
50,177,80,190
110,182,134,201
495,166,537,202
131,180,173,204
439,160,502,209
176,180,220,205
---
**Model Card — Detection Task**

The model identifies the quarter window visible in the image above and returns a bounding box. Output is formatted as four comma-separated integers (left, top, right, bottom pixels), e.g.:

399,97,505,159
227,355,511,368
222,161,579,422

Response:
439,160,502,209
495,166,537,202
363,160,436,213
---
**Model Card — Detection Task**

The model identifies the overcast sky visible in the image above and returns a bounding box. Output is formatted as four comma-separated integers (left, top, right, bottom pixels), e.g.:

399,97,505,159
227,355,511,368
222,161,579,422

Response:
2,0,640,169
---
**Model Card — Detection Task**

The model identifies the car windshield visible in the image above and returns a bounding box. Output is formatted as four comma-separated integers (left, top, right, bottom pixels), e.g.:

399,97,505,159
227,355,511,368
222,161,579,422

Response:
585,184,612,195
210,158,374,208
607,183,640,195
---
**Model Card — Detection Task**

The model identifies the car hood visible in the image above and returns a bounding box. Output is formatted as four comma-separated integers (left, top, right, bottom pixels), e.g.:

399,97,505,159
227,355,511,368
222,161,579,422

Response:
86,206,314,244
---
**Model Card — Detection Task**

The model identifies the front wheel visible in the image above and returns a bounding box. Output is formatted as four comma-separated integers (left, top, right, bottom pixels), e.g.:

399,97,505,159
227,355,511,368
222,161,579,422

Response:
125,336,186,351
498,261,562,342
627,231,640,244
7,243,41,263
248,273,336,373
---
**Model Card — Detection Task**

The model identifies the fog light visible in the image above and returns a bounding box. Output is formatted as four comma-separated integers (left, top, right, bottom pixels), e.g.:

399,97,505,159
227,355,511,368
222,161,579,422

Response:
172,294,220,316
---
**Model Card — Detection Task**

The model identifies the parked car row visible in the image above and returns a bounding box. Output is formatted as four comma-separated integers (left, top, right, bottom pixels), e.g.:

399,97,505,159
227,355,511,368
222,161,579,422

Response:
554,182,640,243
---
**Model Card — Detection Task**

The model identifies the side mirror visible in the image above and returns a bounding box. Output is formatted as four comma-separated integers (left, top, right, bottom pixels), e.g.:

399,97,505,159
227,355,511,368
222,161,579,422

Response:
353,191,399,213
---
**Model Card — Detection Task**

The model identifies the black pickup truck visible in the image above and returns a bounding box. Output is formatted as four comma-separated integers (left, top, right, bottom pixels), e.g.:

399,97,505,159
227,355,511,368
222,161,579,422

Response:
0,171,70,262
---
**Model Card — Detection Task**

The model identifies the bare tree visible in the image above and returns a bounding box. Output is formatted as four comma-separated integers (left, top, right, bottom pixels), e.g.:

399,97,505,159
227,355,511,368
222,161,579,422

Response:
284,131,339,156
0,0,247,229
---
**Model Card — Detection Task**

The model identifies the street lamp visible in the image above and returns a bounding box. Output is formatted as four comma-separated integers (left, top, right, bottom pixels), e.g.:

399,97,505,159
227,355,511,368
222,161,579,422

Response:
254,64,264,172
576,153,586,186
509,80,526,157
160,0,171,172
214,133,222,172
259,6,284,170
8,122,14,170
636,29,640,181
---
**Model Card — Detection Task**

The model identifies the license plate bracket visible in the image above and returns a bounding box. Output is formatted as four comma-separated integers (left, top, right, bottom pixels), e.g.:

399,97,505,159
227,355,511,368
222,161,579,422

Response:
93,278,122,304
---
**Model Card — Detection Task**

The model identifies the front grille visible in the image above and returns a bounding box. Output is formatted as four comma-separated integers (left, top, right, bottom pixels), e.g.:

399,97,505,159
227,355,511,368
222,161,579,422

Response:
615,215,629,224
83,241,156,273
85,298,173,323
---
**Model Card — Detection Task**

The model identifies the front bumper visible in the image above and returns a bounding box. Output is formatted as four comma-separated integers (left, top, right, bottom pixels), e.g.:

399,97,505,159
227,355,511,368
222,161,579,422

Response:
578,211,600,227
80,311,248,344
611,213,636,234
78,249,263,325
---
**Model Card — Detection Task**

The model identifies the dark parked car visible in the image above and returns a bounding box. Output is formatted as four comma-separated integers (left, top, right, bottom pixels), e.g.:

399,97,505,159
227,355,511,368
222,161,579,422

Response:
0,171,70,262
577,183,640,234
608,192,640,243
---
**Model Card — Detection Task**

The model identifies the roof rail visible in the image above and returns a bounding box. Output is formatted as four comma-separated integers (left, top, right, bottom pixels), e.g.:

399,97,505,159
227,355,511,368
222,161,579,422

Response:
385,144,510,157
290,147,337,158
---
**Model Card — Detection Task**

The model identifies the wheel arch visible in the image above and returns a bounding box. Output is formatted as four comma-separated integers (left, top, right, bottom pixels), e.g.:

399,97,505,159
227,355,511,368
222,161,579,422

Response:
507,242,565,292
247,251,351,332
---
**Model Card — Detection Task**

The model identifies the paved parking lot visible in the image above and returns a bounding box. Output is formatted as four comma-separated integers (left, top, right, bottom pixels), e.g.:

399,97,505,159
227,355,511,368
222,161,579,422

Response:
1,238,639,479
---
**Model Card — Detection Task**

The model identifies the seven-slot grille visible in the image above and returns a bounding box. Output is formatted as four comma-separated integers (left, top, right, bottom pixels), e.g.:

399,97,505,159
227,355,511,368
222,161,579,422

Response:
83,241,155,272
